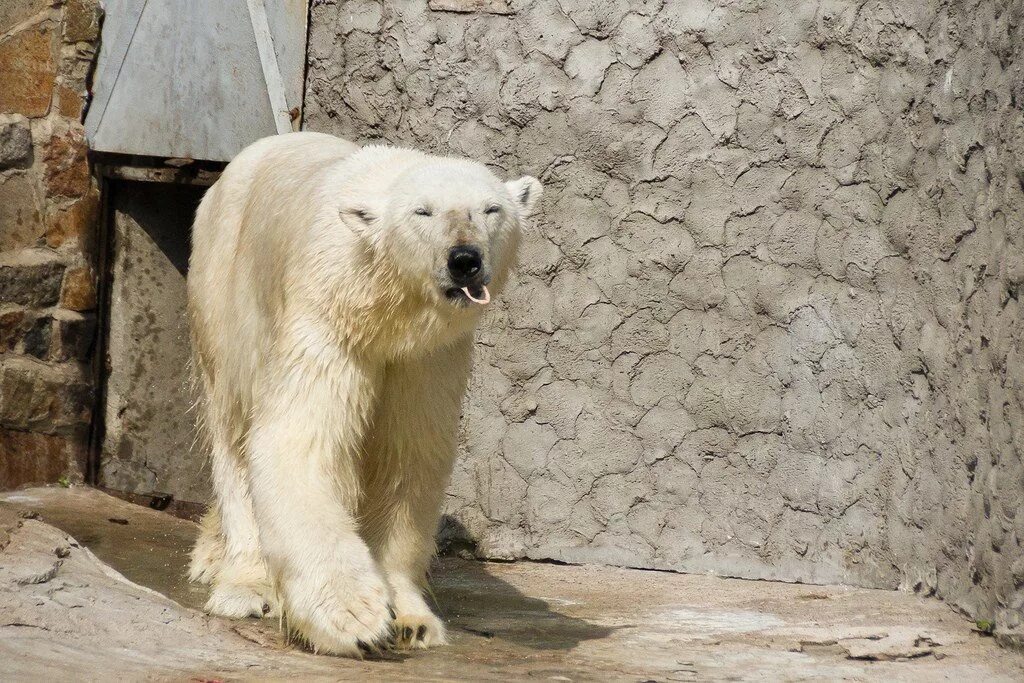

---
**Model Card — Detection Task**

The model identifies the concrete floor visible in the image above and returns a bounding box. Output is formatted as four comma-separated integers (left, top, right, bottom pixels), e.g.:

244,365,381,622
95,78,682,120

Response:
2,487,1023,681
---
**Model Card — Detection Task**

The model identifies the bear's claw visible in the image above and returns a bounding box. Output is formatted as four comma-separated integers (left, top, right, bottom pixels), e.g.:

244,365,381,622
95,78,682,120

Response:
393,612,447,649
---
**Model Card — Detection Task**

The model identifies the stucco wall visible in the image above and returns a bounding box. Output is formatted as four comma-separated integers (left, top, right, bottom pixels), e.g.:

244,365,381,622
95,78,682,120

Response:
304,0,1024,638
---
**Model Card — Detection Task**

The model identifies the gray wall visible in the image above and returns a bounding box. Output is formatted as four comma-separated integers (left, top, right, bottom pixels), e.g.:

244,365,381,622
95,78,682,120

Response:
101,183,206,503
304,0,1024,637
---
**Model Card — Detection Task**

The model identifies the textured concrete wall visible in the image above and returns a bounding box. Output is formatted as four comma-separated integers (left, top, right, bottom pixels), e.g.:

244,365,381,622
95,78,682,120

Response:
305,0,1024,638
100,183,206,503
0,0,101,488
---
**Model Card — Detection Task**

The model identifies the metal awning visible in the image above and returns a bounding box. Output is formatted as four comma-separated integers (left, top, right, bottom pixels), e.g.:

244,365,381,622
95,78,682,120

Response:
85,0,308,162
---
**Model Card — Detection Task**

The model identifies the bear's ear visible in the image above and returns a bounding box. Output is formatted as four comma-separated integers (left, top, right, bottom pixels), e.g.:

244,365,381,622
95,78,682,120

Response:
342,207,376,227
506,176,543,217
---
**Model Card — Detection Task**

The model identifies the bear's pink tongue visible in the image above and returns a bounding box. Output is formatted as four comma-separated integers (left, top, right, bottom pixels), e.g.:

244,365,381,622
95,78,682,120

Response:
462,285,491,305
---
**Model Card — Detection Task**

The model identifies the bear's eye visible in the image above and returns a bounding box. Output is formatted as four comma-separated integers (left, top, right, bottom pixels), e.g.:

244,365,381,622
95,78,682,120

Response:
414,207,432,217
484,205,501,215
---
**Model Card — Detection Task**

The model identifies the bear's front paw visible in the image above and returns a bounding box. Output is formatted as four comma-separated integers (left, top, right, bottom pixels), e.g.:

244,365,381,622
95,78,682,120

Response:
394,610,447,649
280,564,395,657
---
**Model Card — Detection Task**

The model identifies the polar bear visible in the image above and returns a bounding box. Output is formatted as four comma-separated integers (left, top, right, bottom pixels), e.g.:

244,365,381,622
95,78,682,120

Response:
185,132,541,656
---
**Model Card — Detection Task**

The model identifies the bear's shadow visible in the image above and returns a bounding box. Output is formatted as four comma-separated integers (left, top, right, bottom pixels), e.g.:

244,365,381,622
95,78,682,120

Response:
431,516,620,651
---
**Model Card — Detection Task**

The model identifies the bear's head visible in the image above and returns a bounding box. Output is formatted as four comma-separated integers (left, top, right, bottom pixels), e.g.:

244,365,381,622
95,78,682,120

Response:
341,154,542,314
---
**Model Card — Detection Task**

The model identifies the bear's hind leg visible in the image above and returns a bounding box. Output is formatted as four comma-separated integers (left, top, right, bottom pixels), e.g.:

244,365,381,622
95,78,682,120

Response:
192,420,277,618
188,506,225,584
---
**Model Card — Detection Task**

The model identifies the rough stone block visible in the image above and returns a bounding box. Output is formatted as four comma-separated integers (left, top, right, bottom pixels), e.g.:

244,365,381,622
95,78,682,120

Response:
55,82,85,119
0,307,92,361
21,312,51,358
43,127,90,198
56,40,95,94
428,0,511,14
49,310,94,362
0,307,43,358
0,23,56,117
0,173,43,251
0,115,32,170
0,0,49,34
0,252,65,307
59,265,96,311
0,357,91,436
62,0,100,43
0,428,79,488
45,190,98,251
0,308,28,352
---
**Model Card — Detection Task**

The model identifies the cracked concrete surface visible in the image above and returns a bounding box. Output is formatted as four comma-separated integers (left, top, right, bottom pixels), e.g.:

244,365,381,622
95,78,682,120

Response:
3,486,1024,680
303,0,1024,641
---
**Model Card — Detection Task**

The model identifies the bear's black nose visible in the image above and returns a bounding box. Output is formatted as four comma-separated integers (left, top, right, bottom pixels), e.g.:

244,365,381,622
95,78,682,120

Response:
448,245,482,284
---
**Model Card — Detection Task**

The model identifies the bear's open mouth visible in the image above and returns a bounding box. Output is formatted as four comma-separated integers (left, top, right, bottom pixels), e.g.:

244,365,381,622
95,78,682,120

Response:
445,284,490,305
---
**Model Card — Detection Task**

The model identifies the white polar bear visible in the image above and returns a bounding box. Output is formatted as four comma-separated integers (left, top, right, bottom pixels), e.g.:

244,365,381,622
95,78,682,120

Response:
186,132,541,655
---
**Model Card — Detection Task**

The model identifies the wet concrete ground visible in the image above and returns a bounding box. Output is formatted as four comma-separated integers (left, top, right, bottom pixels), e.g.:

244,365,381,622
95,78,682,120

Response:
2,486,1023,681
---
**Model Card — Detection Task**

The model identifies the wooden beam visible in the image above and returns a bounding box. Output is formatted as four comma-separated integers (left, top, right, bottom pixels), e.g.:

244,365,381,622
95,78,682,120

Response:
96,164,221,186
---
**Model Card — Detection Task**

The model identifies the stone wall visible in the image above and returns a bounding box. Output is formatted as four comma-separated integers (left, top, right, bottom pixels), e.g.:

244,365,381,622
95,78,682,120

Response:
0,0,101,488
305,0,1024,639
